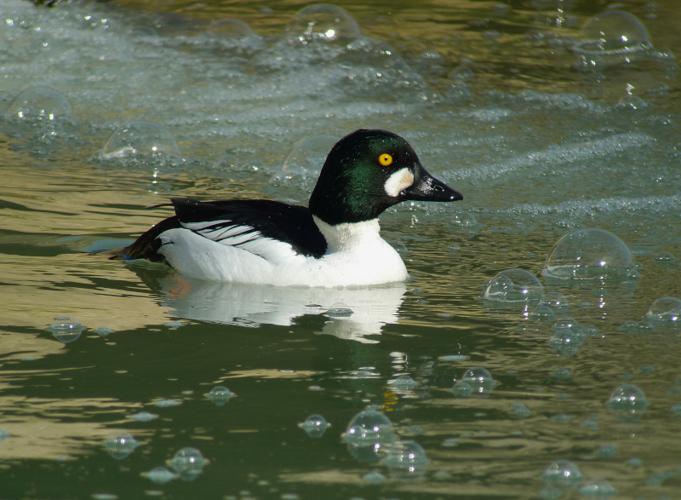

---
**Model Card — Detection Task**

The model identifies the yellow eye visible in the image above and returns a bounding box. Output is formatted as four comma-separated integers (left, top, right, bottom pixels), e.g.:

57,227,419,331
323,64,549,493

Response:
378,153,393,167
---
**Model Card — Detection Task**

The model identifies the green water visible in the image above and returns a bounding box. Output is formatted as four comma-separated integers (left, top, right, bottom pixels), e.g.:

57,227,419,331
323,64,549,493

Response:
2,0,681,498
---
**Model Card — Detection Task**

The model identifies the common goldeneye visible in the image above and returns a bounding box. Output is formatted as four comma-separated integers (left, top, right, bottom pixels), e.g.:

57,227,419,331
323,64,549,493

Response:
113,129,463,287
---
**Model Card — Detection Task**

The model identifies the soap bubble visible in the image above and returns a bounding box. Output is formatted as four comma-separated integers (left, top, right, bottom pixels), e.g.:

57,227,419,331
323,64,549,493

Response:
595,443,618,459
324,304,354,318
450,380,474,398
343,407,396,447
554,317,597,337
511,402,533,419
387,374,419,391
207,18,256,38
448,58,476,98
482,268,544,311
100,121,180,163
441,437,459,448
343,407,397,462
532,0,577,28
573,10,656,69
645,296,681,330
551,367,573,382
542,229,637,283
381,440,429,478
579,479,616,497
204,385,236,406
285,4,361,45
448,211,482,237
460,367,497,394
617,320,653,335
0,429,10,441
606,383,648,417
167,447,208,480
549,319,589,357
362,470,386,484
528,303,556,322
541,291,570,315
129,411,158,422
104,433,139,460
94,327,114,337
5,85,72,124
142,466,177,484
48,316,84,344
298,414,331,438
153,398,182,408
282,134,336,175
541,459,582,489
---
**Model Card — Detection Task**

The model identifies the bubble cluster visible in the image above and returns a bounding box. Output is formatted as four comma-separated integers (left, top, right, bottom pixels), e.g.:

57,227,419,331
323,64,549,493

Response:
645,297,681,330
204,385,236,406
285,4,361,45
460,367,497,394
298,414,331,438
606,383,648,417
167,447,208,480
482,268,544,310
381,440,429,478
48,316,85,344
543,228,637,283
103,433,139,460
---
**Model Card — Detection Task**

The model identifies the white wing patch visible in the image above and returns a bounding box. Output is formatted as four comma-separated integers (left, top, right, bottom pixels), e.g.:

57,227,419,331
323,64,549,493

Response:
179,219,301,264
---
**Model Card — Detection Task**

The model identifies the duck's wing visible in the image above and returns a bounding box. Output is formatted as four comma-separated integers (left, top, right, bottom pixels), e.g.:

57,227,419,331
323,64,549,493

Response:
113,198,327,262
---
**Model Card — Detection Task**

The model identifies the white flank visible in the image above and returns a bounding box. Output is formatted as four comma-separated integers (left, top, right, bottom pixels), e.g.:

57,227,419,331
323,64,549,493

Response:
157,217,409,287
383,168,414,197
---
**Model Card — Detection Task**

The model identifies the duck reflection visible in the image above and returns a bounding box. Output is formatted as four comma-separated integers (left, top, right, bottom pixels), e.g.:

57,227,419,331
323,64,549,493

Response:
132,265,406,343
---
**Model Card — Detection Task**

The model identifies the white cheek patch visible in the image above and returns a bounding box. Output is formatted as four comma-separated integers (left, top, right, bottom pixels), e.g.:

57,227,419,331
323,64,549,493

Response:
384,168,414,197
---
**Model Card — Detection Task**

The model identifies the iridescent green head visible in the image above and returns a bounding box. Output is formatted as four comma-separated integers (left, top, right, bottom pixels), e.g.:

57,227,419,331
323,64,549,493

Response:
309,129,463,225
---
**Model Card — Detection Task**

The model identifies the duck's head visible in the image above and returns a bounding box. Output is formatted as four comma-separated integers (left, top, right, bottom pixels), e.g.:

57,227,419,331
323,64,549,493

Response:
309,129,463,225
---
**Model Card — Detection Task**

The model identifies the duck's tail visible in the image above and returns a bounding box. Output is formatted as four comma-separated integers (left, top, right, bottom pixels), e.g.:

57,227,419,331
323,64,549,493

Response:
109,215,180,262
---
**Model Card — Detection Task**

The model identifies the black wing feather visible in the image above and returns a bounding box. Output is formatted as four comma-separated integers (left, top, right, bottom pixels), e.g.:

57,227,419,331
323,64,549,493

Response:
112,198,327,261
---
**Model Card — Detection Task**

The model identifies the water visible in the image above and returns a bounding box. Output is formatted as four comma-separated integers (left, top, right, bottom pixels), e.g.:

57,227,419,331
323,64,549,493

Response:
1,0,681,497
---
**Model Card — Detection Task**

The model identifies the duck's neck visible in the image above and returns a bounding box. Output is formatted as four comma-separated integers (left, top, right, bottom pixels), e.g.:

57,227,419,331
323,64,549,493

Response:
313,216,381,253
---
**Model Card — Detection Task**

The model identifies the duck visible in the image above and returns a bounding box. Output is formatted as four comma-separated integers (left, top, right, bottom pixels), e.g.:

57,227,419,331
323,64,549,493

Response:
111,129,463,287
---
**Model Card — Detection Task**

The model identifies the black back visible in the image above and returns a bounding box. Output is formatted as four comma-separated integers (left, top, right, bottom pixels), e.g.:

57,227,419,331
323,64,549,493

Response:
112,198,327,261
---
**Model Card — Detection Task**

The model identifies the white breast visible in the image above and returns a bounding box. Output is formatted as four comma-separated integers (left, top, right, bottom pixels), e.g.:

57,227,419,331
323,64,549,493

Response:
157,218,408,287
